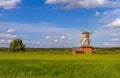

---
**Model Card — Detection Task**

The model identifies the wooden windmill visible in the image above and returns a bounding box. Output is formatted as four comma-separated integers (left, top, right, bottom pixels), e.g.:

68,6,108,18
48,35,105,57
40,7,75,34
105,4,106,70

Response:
72,31,96,54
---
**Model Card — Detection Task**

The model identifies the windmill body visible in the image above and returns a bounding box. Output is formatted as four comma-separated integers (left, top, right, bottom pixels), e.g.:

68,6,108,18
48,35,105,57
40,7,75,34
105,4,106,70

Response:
81,31,90,46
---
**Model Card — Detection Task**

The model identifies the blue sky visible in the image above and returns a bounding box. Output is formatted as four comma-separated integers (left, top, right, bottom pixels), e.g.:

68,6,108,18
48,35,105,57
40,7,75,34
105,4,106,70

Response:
0,0,120,48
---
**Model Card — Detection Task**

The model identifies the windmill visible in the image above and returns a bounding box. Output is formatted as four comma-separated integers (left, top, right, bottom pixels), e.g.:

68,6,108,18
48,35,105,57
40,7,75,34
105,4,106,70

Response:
72,30,96,54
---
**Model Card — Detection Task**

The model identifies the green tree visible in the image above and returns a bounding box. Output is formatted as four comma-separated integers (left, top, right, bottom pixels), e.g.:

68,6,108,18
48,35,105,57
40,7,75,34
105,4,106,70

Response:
9,39,25,52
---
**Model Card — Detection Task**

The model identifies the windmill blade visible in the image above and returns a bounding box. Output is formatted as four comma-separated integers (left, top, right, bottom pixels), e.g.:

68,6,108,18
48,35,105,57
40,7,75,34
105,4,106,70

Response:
90,31,94,34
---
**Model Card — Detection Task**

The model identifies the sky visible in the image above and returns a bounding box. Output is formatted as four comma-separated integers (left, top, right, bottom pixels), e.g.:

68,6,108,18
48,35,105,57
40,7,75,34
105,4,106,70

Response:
0,0,120,48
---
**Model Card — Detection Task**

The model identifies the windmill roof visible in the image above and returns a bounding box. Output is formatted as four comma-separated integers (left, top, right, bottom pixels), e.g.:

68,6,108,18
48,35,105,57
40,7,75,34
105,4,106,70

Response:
82,31,90,34
72,47,82,51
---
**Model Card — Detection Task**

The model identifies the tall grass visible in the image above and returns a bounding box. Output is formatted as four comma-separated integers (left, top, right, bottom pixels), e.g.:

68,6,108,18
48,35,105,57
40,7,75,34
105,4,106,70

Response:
0,53,120,78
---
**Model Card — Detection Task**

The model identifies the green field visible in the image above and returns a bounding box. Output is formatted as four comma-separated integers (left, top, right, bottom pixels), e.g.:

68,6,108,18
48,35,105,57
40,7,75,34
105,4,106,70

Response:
0,53,120,78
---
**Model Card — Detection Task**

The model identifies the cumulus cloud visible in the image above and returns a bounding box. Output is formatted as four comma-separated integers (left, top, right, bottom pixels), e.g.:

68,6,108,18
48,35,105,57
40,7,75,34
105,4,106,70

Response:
54,39,58,43
7,39,12,43
104,18,120,28
103,11,108,15
99,9,120,23
45,0,120,9
112,38,119,41
0,39,6,43
103,42,120,47
6,29,15,33
0,22,81,47
0,33,17,38
95,11,100,16
45,35,51,39
1,22,120,47
60,35,66,39
68,37,73,40
0,39,12,44
36,41,41,45
0,0,21,9
2,22,120,47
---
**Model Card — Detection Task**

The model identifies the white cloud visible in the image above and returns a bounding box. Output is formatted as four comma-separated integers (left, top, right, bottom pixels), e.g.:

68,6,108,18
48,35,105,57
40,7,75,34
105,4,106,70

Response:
111,38,119,41
0,33,17,38
0,39,13,43
111,33,119,37
99,9,120,23
0,22,77,48
23,41,39,48
95,11,100,16
103,11,108,15
45,0,120,9
7,29,15,33
0,39,6,43
2,22,120,47
24,41,36,45
0,0,21,9
60,35,66,39
104,18,120,28
1,22,120,48
0,22,106,47
5,34,17,38
68,37,73,40
103,42,120,47
45,35,51,39
7,39,12,43
24,40,52,48
36,41,41,45
54,39,58,43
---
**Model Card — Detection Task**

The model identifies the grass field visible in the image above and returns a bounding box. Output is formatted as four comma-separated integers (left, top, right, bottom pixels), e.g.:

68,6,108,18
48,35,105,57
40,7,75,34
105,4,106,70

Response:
0,53,120,78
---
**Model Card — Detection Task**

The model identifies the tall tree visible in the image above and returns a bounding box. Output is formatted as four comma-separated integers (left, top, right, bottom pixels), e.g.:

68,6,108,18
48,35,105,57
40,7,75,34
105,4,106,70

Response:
10,39,25,52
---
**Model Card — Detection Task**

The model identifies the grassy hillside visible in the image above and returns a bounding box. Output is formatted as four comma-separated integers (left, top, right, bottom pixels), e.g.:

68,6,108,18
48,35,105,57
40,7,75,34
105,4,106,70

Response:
0,53,120,78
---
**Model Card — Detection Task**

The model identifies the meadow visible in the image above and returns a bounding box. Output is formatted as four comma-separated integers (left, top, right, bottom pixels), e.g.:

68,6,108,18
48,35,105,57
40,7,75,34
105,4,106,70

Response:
0,51,120,78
